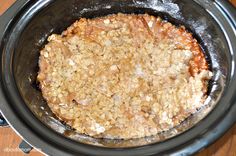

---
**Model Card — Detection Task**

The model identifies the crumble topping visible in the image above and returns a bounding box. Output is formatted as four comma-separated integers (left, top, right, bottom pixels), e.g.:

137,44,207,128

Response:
38,13,212,139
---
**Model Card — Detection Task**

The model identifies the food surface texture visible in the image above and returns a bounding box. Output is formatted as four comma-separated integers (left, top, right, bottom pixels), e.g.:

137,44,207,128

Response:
38,13,212,139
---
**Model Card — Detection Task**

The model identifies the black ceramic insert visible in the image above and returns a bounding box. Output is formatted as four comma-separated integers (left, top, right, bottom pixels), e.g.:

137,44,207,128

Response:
0,0,236,155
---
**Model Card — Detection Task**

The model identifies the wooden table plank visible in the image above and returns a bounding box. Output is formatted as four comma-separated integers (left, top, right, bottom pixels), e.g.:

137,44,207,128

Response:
230,0,236,6
0,128,43,156
0,0,236,156
0,0,15,15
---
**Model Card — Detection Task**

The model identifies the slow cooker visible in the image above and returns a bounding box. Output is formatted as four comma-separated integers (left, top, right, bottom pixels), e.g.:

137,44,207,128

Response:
0,0,236,155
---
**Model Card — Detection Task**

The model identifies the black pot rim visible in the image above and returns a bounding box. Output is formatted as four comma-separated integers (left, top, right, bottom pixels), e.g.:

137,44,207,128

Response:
0,0,236,155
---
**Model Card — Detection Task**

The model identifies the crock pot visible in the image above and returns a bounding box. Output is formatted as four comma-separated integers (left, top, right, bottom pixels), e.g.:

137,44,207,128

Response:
0,0,236,155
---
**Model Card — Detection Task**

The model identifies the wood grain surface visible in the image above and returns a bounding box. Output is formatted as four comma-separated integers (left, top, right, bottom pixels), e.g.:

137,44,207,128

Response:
0,0,236,156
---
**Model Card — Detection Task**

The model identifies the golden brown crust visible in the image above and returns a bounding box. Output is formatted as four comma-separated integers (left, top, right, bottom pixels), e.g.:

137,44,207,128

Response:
38,13,212,139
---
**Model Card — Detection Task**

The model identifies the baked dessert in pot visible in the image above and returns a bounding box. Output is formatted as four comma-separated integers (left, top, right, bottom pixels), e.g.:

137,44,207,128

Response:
38,13,212,139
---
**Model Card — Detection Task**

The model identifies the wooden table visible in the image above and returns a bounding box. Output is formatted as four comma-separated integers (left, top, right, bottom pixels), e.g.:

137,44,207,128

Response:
0,0,236,156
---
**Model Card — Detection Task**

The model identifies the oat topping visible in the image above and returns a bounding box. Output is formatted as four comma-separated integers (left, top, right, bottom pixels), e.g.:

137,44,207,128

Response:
38,13,212,139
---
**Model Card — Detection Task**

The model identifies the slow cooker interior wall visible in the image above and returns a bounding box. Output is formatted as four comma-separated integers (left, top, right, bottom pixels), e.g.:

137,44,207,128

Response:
13,0,229,147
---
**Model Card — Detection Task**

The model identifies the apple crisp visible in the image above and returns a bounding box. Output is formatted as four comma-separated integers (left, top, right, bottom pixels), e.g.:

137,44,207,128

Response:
38,13,212,139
